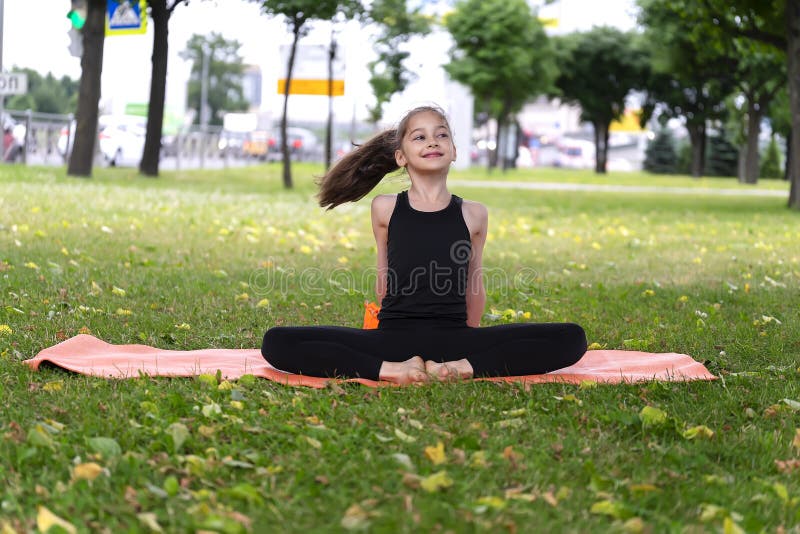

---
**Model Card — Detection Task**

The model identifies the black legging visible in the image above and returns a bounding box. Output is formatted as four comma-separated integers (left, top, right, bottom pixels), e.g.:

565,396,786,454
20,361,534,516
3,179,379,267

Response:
261,318,587,380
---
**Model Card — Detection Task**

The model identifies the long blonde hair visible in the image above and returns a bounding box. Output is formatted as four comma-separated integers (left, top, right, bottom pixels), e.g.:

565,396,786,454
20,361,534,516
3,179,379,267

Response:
316,105,452,210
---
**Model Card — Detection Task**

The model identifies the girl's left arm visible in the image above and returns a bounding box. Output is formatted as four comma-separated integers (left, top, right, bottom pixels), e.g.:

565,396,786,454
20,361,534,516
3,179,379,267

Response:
466,202,488,327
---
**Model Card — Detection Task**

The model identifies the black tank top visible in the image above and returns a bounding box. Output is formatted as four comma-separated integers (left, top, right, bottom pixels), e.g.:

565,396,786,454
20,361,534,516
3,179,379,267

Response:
377,190,471,323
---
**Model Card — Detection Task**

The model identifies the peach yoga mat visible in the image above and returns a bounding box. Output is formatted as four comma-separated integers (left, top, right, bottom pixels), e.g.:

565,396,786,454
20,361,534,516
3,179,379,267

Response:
24,334,716,388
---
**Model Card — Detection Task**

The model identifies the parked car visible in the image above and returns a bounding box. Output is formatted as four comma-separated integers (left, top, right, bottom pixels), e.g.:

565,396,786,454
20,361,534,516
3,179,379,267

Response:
58,115,148,167
267,127,319,162
241,130,269,160
98,115,147,167
554,138,595,169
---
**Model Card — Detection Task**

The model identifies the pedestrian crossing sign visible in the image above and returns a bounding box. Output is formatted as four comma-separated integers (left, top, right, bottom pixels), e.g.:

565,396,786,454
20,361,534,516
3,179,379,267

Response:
106,0,148,36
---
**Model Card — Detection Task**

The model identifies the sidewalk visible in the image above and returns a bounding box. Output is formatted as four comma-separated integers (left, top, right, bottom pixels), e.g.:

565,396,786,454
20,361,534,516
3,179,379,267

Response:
449,179,788,197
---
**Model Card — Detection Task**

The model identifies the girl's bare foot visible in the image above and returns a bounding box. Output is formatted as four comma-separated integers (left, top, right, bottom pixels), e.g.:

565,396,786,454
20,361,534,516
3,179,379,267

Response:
425,358,474,381
378,356,429,385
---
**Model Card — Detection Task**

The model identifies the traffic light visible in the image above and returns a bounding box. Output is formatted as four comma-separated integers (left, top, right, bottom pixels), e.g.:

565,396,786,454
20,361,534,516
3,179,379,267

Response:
67,0,87,57
67,0,87,29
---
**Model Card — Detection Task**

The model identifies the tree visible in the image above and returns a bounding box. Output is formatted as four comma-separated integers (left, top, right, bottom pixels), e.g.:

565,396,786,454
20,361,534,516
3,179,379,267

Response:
6,69,79,114
365,0,430,124
183,33,249,127
730,40,786,183
705,129,739,177
760,134,783,178
643,128,678,175
139,0,189,177
637,0,737,178
639,0,800,208
68,0,106,178
258,0,362,189
766,87,792,180
445,0,555,171
551,27,649,174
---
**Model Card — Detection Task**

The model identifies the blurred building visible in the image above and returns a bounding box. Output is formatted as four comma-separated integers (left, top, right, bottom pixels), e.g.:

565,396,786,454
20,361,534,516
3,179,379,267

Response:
242,65,262,111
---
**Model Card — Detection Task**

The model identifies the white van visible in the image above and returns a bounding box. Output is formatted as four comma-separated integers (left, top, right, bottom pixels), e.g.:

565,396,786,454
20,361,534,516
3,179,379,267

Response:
554,138,595,169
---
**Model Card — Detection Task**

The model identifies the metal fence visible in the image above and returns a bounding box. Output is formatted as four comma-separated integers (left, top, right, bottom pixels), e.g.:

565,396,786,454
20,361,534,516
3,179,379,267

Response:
1,110,278,170
3,109,73,166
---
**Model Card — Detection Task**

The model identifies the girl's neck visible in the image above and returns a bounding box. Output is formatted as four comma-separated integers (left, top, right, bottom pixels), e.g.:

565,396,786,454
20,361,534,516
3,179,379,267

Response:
407,175,450,203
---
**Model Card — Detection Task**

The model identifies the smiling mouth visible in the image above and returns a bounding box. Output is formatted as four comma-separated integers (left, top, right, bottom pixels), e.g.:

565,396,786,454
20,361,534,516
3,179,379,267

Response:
423,152,444,158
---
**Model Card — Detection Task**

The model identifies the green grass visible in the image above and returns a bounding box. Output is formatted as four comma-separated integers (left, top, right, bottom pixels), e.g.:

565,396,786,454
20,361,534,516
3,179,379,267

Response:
1,163,799,533
451,165,792,190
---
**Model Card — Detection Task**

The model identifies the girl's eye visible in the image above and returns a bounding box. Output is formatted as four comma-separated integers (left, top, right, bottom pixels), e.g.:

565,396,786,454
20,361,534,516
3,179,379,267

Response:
438,133,449,138
413,135,425,141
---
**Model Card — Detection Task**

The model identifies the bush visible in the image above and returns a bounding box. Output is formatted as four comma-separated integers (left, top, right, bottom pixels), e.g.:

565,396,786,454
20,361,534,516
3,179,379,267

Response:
760,135,782,179
676,141,692,175
705,130,738,177
643,128,677,174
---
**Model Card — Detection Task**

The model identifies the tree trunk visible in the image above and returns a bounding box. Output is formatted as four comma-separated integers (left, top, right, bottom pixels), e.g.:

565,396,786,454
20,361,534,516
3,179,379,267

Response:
325,35,335,171
787,0,800,209
741,98,762,184
68,0,105,177
489,115,502,172
686,121,706,178
140,0,169,177
785,129,793,181
593,121,609,174
737,147,746,182
281,22,301,189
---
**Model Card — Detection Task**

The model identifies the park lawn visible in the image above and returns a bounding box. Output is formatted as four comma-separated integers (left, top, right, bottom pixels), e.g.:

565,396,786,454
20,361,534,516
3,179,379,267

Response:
452,165,792,191
1,163,799,533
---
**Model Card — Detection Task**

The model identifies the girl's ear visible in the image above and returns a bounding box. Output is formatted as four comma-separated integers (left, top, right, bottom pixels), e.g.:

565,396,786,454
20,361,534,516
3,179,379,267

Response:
395,149,407,168
452,144,457,162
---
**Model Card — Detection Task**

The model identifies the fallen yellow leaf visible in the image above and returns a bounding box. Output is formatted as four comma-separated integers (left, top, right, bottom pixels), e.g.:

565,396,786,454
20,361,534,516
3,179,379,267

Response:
682,425,715,440
424,441,446,465
72,462,104,481
42,381,63,392
36,506,77,534
341,504,370,530
420,470,453,492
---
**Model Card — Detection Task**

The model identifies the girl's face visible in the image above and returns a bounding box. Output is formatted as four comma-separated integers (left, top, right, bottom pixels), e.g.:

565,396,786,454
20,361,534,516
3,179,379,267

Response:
395,111,457,174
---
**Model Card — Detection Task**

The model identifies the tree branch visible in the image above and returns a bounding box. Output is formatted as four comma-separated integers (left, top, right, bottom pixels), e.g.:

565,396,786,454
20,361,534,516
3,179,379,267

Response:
699,0,786,50
167,0,189,16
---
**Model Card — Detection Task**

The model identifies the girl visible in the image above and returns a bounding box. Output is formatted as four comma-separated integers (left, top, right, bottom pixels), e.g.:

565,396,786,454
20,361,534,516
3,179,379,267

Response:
261,106,587,385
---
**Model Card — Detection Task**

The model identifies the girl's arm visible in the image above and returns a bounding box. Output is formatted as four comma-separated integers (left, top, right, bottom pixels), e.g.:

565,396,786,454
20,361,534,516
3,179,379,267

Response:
371,195,393,304
465,202,488,327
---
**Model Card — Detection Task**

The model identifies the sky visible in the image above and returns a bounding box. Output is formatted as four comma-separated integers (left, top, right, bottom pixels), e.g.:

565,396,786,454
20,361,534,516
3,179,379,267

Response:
2,0,638,124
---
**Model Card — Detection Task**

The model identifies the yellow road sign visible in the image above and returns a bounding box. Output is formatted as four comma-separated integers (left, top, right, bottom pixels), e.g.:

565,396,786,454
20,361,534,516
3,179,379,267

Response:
277,79,345,96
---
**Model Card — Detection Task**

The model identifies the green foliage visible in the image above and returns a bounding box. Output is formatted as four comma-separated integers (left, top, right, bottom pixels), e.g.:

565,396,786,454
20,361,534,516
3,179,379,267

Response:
760,135,783,179
766,87,792,138
5,68,79,115
552,27,648,127
637,0,736,128
259,0,361,34
705,130,739,177
183,33,249,126
445,0,555,121
366,0,430,123
643,128,678,175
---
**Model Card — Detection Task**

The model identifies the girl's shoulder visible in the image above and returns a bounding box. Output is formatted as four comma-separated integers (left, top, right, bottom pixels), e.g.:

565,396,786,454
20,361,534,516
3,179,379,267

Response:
460,198,488,219
371,194,398,226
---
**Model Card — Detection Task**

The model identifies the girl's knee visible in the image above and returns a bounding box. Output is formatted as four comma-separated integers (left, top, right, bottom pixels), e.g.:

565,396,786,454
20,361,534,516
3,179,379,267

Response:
563,322,588,361
261,327,292,359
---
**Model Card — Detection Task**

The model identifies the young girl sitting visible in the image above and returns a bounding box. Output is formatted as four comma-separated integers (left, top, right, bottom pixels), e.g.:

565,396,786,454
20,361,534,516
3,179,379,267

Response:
261,106,587,385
